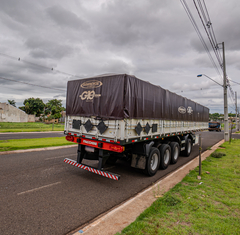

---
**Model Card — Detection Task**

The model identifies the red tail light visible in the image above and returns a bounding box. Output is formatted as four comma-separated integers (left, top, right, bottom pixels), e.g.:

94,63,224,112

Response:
109,144,124,152
66,135,74,142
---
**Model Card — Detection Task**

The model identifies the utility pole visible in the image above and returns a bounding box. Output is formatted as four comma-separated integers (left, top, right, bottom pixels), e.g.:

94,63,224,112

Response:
238,107,240,131
236,92,238,131
222,42,229,141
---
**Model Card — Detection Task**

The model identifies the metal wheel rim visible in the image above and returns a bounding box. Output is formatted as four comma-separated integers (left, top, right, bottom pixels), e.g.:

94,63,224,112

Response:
150,153,158,171
173,146,178,160
164,149,170,165
187,141,191,153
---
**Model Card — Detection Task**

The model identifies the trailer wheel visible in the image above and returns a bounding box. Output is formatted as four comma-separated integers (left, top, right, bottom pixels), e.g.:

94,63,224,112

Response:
170,142,180,164
182,138,192,157
144,147,160,176
159,144,171,170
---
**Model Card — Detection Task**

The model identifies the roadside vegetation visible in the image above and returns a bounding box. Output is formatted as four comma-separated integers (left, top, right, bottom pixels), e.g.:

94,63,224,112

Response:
0,122,64,132
118,139,240,235
0,137,76,152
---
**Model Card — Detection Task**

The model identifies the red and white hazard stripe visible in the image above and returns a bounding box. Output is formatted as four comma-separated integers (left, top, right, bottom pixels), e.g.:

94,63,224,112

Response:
64,158,120,181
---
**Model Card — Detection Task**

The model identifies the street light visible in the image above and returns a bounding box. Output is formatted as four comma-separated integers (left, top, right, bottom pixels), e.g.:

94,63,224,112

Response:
197,73,229,141
197,74,223,87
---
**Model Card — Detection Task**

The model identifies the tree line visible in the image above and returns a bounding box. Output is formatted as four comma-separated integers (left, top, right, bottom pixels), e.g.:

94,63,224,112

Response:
209,112,237,121
7,98,65,120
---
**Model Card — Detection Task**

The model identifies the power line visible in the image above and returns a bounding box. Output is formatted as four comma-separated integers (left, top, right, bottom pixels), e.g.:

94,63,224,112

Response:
194,0,223,69
0,52,85,80
0,76,66,92
180,0,223,79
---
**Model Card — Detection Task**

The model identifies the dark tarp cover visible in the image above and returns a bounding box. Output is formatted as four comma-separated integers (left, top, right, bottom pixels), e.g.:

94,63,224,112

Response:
66,74,209,122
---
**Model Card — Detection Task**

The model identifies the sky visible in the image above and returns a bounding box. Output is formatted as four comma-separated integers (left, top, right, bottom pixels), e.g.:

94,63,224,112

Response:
0,0,240,114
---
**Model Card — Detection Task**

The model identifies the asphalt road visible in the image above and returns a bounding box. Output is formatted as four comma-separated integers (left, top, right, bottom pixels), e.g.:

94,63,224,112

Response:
0,131,64,140
0,131,238,235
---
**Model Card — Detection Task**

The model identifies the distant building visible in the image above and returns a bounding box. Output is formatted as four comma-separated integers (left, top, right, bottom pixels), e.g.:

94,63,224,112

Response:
0,102,35,122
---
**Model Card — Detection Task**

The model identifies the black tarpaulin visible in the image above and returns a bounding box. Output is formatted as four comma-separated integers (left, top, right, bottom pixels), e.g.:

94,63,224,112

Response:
66,74,209,122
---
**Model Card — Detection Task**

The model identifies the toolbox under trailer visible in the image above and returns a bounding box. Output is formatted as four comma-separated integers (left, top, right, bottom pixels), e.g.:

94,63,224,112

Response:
64,74,209,180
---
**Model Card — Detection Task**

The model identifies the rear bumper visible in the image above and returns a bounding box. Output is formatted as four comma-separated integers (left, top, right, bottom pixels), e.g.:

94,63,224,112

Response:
64,158,120,180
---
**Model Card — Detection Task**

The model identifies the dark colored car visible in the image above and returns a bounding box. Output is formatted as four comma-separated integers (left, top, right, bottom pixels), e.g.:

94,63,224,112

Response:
209,121,221,132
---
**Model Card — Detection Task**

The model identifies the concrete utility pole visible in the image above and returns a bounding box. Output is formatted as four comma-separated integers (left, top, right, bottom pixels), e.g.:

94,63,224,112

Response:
222,42,229,141
236,92,238,131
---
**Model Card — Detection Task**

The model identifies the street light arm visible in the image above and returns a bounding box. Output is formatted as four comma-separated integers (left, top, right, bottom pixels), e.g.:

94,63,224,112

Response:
197,74,223,87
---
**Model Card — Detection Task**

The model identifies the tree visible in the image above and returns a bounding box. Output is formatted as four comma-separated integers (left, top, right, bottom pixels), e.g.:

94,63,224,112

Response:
45,99,64,120
8,100,16,107
19,98,45,117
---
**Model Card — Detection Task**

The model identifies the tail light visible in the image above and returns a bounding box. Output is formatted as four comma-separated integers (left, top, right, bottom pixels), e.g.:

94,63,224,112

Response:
109,144,125,153
66,135,74,142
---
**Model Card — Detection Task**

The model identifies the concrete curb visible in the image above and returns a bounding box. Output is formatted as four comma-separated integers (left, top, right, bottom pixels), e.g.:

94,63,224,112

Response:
73,139,225,235
0,145,77,155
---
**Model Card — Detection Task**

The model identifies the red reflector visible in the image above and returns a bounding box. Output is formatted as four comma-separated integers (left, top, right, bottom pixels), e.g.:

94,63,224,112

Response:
109,145,123,152
146,138,148,140
110,140,114,143
66,135,74,142
117,141,120,144
132,140,135,143
82,135,85,138
92,137,96,139
102,139,106,141
74,134,77,136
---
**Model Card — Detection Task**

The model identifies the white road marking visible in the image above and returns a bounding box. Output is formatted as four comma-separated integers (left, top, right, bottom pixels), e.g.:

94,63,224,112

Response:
17,181,61,195
45,154,76,160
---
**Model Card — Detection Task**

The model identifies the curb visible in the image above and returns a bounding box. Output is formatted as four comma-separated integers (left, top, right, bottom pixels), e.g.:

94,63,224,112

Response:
0,145,77,155
72,139,225,235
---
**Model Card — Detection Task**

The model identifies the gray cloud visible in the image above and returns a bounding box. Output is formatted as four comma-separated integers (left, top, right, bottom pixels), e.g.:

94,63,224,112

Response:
25,36,74,59
46,5,89,31
0,0,239,113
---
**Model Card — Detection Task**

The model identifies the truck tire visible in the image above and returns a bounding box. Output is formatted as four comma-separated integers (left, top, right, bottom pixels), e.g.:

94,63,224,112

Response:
159,144,171,170
182,138,192,157
144,147,160,176
170,142,180,164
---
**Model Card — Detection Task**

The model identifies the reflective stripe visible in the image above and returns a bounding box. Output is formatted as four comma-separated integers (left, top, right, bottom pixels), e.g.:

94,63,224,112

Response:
64,158,120,180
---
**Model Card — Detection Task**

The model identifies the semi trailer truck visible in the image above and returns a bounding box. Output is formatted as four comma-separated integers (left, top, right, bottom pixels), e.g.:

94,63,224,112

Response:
64,74,209,180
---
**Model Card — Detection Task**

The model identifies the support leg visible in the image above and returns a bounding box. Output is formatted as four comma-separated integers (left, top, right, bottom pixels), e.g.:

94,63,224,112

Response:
77,144,85,164
98,149,109,170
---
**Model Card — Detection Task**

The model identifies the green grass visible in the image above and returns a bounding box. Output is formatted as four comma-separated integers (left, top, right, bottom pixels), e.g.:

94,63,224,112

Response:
118,139,240,235
0,122,64,132
0,137,76,152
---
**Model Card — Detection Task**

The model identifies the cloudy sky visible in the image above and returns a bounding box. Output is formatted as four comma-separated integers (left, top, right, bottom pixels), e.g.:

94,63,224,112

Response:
0,0,239,114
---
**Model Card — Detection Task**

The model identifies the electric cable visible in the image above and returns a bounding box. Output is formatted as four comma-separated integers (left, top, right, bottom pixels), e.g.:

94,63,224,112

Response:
0,52,84,80
0,75,66,92
180,0,223,79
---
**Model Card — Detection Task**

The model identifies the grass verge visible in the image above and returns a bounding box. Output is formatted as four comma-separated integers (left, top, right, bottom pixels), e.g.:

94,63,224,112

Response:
118,139,240,235
0,122,64,132
0,137,76,152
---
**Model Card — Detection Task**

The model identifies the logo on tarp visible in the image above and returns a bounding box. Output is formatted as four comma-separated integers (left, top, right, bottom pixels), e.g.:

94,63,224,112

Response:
187,106,193,115
81,80,103,89
79,90,101,101
178,106,186,114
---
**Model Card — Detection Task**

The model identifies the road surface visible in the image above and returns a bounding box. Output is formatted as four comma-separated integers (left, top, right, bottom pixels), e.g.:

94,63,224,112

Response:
0,131,237,235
